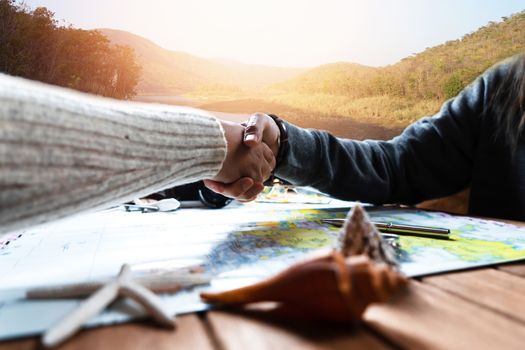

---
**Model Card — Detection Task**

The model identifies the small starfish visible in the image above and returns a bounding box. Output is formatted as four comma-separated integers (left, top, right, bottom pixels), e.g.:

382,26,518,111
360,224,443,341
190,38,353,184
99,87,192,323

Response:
42,264,178,348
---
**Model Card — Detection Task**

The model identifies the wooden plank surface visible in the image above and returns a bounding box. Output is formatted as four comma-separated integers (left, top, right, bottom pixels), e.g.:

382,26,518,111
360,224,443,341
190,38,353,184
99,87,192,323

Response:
423,268,525,323
497,263,525,277
364,280,524,350
206,306,392,350
1,272,525,350
0,315,214,350
0,338,36,350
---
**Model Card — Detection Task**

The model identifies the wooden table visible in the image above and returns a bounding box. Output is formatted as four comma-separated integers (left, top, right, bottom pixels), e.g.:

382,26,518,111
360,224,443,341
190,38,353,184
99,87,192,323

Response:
1,262,523,349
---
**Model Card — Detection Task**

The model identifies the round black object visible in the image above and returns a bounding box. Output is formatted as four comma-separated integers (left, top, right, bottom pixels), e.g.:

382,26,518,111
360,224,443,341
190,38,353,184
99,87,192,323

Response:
197,184,233,209
146,181,233,209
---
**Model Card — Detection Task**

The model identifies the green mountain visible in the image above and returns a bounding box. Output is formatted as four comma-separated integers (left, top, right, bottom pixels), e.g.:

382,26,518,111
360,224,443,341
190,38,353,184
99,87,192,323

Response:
98,29,306,95
276,10,525,101
273,62,378,97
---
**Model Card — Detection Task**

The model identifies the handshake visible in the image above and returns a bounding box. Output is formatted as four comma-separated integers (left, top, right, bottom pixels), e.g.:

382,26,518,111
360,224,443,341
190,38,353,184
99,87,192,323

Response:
206,113,281,201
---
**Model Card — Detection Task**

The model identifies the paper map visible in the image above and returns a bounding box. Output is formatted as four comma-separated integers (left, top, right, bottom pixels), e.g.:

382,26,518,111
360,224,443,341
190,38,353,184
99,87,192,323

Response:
0,202,524,340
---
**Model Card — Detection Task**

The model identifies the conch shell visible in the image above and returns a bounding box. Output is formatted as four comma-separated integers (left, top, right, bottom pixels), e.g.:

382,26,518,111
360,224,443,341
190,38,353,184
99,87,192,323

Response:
339,204,399,267
200,204,407,321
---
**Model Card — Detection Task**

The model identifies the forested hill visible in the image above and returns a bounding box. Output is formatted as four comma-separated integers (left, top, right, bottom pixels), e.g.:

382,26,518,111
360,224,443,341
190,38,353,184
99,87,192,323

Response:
99,29,306,95
277,10,525,100
0,1,141,99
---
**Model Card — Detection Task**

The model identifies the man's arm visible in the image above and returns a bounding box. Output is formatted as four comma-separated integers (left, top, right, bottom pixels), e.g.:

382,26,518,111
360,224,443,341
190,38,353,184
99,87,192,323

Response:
207,56,516,203
273,63,507,204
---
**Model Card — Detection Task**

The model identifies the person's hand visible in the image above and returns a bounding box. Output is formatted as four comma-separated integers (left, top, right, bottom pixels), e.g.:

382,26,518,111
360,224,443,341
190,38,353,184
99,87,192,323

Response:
205,114,281,201
204,177,266,202
243,113,280,158
207,120,275,196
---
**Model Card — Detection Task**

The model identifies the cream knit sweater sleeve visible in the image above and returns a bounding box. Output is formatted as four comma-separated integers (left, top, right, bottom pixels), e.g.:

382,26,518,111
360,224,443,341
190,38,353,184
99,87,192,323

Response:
0,74,227,234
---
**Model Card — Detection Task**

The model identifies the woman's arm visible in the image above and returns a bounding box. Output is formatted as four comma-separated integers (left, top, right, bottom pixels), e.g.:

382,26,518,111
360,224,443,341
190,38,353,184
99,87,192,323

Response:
0,74,273,234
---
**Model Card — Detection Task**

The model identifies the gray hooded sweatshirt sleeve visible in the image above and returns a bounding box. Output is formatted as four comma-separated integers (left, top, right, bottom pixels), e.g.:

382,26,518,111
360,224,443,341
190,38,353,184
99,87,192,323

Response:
274,56,525,221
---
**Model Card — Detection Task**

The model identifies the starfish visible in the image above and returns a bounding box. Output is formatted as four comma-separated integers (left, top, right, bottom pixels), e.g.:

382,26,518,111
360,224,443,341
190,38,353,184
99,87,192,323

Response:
41,263,206,348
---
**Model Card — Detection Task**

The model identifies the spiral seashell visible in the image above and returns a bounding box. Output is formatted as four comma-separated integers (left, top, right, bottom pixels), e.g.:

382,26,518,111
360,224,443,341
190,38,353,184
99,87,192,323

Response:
201,252,407,321
201,205,407,321
339,204,399,267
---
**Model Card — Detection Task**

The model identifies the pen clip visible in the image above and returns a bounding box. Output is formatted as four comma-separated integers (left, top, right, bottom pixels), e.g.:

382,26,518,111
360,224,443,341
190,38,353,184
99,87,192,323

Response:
123,204,159,213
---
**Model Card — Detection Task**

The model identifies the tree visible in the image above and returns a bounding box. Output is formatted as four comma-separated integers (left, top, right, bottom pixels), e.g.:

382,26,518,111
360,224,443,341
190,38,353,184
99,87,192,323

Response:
442,74,464,99
109,45,142,99
0,0,18,72
0,1,141,99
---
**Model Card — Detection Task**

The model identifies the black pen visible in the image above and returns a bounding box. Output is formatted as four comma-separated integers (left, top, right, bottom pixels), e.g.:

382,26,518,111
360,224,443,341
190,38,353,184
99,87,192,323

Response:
321,219,450,239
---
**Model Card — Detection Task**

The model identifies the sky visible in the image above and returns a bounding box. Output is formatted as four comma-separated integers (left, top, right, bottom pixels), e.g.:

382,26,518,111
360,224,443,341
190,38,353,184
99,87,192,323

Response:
23,0,525,68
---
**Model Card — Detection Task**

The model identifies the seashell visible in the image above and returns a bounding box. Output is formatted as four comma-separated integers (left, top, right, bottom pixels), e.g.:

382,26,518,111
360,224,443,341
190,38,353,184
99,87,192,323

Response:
339,204,399,267
201,252,407,321
201,205,407,321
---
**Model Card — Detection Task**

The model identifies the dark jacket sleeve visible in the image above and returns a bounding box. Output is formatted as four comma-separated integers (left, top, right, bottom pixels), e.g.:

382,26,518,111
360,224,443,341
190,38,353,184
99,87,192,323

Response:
273,60,510,204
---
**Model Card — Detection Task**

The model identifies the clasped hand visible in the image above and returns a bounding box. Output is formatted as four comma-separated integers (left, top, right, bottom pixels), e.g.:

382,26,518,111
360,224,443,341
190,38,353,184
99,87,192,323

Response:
207,114,280,201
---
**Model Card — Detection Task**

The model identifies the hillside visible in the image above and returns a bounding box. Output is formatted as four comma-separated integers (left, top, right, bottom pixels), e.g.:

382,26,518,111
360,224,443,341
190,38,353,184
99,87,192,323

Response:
277,10,525,101
98,29,306,94
98,10,525,132
273,62,378,97
254,10,525,128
